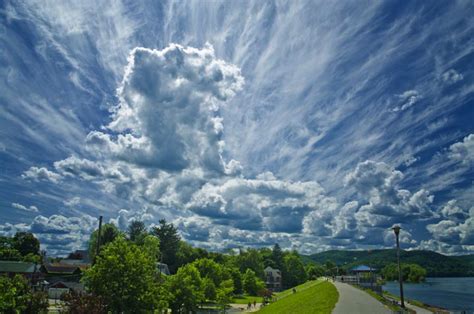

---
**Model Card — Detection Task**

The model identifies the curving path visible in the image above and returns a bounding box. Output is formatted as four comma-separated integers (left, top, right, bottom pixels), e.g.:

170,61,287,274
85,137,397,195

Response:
332,281,391,314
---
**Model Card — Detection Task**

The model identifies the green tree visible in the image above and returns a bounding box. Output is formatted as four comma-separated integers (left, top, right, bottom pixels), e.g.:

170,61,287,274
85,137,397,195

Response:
22,252,42,263
142,235,160,261
325,260,337,276
12,232,40,256
407,264,427,282
127,220,148,245
0,275,48,313
192,258,229,286
202,277,217,301
83,237,167,312
271,244,285,270
0,236,21,261
283,253,307,288
216,279,234,311
228,267,243,294
381,263,427,283
238,249,265,279
242,269,265,295
306,263,325,279
151,219,181,273
88,223,120,261
168,264,204,313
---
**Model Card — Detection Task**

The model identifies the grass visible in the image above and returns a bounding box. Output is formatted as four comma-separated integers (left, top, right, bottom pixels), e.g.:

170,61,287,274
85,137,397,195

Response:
232,295,262,304
257,280,338,314
232,280,321,304
274,280,321,299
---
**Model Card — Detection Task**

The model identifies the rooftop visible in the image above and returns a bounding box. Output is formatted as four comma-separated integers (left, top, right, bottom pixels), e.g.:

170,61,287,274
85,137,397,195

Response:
0,261,38,273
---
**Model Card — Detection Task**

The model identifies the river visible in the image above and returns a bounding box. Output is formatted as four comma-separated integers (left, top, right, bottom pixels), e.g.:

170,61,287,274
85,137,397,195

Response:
383,277,474,312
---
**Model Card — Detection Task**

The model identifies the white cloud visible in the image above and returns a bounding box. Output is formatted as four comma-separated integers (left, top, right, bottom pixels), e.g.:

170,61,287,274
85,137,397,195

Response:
426,206,474,246
440,200,468,220
448,134,474,165
21,166,61,183
392,90,421,112
442,69,463,84
17,39,471,255
383,226,417,246
86,44,244,175
346,160,434,227
63,197,81,207
417,239,474,255
12,202,39,213
0,214,98,255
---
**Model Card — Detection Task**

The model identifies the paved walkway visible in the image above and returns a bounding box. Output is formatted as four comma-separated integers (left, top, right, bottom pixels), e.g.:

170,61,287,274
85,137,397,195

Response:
332,281,391,314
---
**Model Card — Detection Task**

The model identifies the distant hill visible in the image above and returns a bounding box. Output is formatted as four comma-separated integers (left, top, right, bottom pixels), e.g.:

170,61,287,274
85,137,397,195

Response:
303,249,474,277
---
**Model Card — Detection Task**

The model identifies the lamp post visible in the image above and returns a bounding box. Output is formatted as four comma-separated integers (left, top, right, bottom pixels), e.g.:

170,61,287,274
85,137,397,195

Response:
392,226,405,308
368,250,373,290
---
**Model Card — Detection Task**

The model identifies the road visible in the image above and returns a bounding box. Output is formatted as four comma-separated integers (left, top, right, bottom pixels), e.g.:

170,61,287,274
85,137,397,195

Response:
332,281,391,314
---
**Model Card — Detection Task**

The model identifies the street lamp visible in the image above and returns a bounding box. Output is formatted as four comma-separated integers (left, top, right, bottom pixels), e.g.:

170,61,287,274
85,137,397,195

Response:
392,225,405,308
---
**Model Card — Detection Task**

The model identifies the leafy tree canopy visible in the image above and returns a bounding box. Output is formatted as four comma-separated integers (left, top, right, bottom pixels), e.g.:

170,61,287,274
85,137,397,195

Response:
88,223,121,261
12,232,40,256
168,264,204,313
83,236,167,312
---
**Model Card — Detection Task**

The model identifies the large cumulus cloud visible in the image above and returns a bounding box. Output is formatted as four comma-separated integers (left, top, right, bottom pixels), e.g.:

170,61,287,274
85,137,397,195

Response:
346,160,435,227
19,44,447,254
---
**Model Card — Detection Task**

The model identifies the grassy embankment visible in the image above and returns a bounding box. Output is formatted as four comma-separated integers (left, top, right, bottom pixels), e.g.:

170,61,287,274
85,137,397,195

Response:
257,280,338,314
232,280,320,304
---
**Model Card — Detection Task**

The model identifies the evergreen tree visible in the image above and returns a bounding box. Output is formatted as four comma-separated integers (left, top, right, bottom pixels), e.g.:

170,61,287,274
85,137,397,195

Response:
271,243,284,270
127,220,147,244
151,219,181,273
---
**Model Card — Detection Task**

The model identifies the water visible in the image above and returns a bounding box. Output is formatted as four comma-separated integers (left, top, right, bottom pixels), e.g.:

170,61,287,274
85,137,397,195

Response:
383,277,474,312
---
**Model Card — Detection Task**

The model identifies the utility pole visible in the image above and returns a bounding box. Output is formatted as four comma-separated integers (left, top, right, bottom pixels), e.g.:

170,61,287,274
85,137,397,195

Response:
392,226,405,308
95,216,103,264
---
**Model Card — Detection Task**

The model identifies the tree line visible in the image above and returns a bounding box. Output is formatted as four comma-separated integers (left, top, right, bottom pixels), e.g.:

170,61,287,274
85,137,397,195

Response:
80,219,314,312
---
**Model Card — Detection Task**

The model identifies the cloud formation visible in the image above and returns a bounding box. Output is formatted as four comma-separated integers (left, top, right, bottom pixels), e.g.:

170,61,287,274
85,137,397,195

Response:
21,166,61,183
12,203,39,213
13,35,473,255
442,69,464,84
449,134,474,165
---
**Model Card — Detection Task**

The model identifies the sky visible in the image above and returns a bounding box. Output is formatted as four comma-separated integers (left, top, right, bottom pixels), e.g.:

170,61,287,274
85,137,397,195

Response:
0,1,473,256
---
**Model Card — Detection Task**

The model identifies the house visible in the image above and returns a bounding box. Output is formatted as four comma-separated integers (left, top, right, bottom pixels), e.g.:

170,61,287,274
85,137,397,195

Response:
67,249,91,263
59,259,91,268
0,261,45,290
0,261,42,280
0,260,37,276
264,266,282,291
157,262,170,275
48,281,85,299
41,263,82,282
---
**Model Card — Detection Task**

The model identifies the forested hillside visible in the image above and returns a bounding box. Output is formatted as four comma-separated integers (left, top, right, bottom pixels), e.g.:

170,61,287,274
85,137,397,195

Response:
304,249,474,277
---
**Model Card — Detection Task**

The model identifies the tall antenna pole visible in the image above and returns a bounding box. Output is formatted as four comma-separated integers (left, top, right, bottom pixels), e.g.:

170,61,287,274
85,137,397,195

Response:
95,216,103,262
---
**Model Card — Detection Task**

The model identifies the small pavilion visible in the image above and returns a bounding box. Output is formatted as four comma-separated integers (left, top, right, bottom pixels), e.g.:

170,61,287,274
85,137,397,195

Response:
349,265,377,286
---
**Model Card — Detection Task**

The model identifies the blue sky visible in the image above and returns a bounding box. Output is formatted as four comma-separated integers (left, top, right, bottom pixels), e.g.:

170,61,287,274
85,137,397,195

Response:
0,1,473,256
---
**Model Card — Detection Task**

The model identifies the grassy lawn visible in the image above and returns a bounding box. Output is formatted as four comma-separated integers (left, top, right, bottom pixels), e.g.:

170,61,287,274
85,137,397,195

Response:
257,281,338,314
232,295,263,304
274,280,321,299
